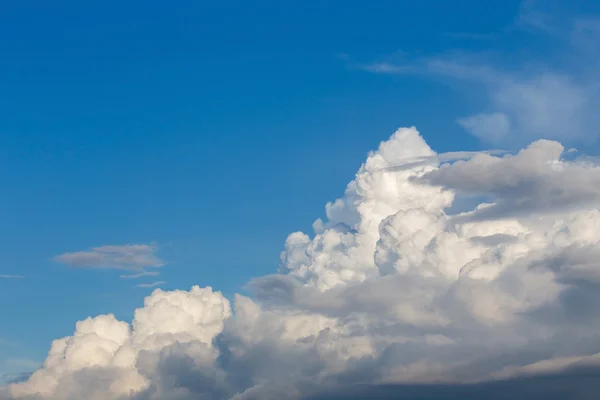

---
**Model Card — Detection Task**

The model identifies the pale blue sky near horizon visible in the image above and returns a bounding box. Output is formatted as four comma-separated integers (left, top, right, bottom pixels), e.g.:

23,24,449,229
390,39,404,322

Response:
1,0,599,381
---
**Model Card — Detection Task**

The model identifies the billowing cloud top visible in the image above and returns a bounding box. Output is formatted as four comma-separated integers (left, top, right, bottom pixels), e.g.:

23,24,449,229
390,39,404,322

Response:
4,127,600,400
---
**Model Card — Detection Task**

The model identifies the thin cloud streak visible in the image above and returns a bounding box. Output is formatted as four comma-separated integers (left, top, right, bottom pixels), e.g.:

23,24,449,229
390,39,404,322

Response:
135,281,166,289
54,244,164,272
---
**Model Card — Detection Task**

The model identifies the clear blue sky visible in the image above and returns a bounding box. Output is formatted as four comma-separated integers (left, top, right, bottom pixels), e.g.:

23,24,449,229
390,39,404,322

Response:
1,0,598,379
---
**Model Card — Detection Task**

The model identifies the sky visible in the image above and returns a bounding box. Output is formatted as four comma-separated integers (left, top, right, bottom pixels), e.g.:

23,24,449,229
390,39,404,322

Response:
2,0,600,398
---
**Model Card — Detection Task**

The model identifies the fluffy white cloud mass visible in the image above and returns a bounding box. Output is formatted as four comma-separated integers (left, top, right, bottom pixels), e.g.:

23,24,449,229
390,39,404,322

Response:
4,127,600,399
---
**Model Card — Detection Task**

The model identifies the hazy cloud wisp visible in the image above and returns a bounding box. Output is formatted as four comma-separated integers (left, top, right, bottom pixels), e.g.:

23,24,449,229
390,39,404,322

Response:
356,4,600,146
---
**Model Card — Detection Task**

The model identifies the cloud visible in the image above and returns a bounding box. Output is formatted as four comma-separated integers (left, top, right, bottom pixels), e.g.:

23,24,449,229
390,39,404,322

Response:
135,281,166,289
356,2,600,146
305,365,600,399
420,139,600,221
359,62,412,74
121,271,160,280
457,113,511,143
0,275,25,279
6,286,231,399
5,127,600,399
516,0,558,33
0,373,30,386
455,71,596,146
0,359,39,386
54,244,164,276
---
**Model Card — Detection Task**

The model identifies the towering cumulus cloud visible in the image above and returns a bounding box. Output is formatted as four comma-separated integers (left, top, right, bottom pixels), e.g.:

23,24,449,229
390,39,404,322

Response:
4,127,600,399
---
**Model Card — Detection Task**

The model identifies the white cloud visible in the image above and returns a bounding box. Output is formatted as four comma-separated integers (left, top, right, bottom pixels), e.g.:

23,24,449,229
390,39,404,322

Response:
7,286,230,399
0,275,25,279
54,244,164,275
5,127,600,399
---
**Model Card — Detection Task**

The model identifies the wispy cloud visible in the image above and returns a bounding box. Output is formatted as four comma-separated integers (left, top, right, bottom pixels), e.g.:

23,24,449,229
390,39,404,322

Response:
352,2,600,146
443,31,502,40
442,0,552,40
0,274,25,279
516,0,557,32
135,281,166,289
120,271,160,279
54,244,165,278
0,371,31,385
1,359,39,371
0,358,39,385
359,62,413,74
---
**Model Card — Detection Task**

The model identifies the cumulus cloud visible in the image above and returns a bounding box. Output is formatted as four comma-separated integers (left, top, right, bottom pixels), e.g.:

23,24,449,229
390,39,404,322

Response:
54,244,164,276
4,127,600,399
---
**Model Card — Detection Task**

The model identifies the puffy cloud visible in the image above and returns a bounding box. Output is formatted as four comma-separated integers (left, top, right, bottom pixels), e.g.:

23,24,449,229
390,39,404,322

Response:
279,127,453,290
7,286,230,400
5,127,600,399
54,244,164,275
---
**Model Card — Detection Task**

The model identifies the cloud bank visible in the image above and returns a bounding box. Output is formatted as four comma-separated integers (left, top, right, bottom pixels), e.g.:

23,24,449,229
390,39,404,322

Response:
4,127,600,399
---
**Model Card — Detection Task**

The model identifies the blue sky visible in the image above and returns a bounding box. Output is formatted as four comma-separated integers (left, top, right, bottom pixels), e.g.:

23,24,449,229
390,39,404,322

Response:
1,0,599,381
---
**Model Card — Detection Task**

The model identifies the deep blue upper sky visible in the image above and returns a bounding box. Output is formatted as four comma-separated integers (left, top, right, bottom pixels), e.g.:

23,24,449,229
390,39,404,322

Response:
1,0,598,379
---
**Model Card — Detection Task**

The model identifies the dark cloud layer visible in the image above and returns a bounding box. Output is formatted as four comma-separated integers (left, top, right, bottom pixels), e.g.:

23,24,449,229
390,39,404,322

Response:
307,366,600,400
